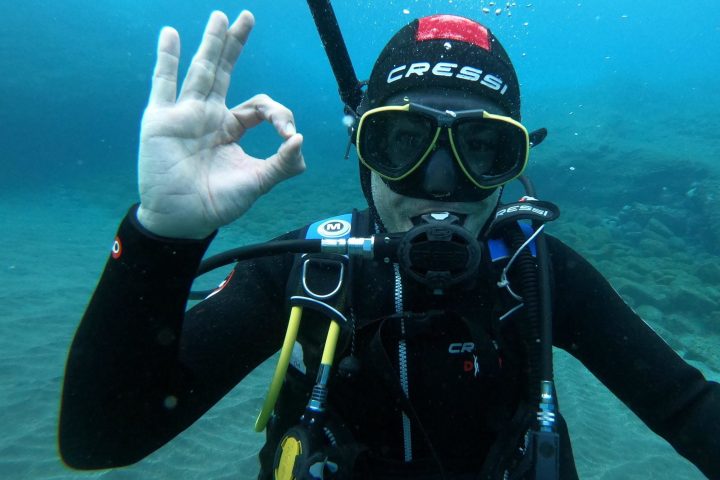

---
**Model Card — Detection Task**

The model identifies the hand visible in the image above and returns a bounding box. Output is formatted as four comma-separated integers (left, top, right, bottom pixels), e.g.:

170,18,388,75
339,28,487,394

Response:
136,11,306,239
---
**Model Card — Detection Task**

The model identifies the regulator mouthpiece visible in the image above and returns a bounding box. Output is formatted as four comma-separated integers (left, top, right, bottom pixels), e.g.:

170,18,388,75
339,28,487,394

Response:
399,212,481,294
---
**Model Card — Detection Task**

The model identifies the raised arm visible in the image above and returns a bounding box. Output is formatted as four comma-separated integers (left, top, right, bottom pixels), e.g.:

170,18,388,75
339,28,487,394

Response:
59,10,304,469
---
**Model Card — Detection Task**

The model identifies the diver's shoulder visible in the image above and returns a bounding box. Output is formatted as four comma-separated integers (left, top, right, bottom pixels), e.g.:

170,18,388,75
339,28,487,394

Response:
289,210,372,240
543,233,587,258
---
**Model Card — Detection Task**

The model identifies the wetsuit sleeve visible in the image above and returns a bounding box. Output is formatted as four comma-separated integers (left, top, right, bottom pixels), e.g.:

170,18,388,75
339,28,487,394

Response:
548,235,720,478
59,205,295,469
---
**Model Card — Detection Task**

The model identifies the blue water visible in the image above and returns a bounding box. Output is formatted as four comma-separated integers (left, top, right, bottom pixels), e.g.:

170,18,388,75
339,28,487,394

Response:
1,1,719,479
4,0,718,187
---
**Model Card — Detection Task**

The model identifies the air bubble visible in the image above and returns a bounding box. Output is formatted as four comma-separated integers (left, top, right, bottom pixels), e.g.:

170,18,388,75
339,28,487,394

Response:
164,395,178,409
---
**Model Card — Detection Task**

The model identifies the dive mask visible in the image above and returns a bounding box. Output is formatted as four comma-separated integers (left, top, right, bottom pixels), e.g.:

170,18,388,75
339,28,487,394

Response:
356,103,530,190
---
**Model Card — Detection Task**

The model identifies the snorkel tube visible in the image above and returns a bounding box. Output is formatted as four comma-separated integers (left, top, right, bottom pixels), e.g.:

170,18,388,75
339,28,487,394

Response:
307,0,364,114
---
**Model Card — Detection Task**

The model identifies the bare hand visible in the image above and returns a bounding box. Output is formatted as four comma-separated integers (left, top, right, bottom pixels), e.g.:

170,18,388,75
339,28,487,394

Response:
136,11,306,239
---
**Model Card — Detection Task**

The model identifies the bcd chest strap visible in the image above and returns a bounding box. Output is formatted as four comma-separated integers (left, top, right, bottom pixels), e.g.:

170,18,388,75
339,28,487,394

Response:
286,212,361,364
262,212,367,480
294,213,356,310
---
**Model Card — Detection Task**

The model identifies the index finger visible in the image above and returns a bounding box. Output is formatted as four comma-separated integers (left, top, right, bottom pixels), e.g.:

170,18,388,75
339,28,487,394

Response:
230,94,297,139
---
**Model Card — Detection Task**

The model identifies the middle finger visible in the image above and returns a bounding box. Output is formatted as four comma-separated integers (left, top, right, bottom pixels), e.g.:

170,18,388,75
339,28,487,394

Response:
178,11,229,102
209,11,255,102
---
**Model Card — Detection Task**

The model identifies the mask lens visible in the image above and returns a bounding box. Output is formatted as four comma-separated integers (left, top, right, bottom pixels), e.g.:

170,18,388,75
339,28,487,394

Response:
453,118,527,186
358,110,436,179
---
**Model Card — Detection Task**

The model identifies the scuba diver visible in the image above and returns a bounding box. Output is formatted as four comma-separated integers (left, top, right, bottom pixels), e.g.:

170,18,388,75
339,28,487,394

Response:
59,6,719,480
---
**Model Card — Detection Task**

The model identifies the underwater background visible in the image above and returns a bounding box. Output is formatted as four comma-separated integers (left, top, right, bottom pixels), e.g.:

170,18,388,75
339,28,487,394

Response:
1,0,719,478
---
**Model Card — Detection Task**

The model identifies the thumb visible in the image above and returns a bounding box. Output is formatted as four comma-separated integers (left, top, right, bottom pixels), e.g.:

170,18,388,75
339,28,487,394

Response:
261,133,306,188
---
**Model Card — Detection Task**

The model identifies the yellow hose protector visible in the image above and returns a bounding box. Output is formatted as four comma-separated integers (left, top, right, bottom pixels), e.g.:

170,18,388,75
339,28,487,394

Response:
321,320,341,366
254,305,303,432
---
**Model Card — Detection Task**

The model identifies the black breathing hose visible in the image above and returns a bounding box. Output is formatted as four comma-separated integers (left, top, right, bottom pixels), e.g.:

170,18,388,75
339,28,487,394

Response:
188,239,322,300
504,226,543,401
516,175,555,391
534,232,554,382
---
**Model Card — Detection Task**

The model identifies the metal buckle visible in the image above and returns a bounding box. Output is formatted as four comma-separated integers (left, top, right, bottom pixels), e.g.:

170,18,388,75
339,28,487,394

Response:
302,257,345,300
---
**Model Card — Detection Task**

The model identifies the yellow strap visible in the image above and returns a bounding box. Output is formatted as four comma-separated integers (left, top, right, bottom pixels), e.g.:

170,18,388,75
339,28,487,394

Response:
254,305,303,432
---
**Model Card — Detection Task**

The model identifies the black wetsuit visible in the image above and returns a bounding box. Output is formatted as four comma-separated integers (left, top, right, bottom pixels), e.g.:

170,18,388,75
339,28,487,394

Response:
59,205,720,479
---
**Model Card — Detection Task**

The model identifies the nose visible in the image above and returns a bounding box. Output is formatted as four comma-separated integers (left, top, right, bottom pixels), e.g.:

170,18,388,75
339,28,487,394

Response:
421,143,457,198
